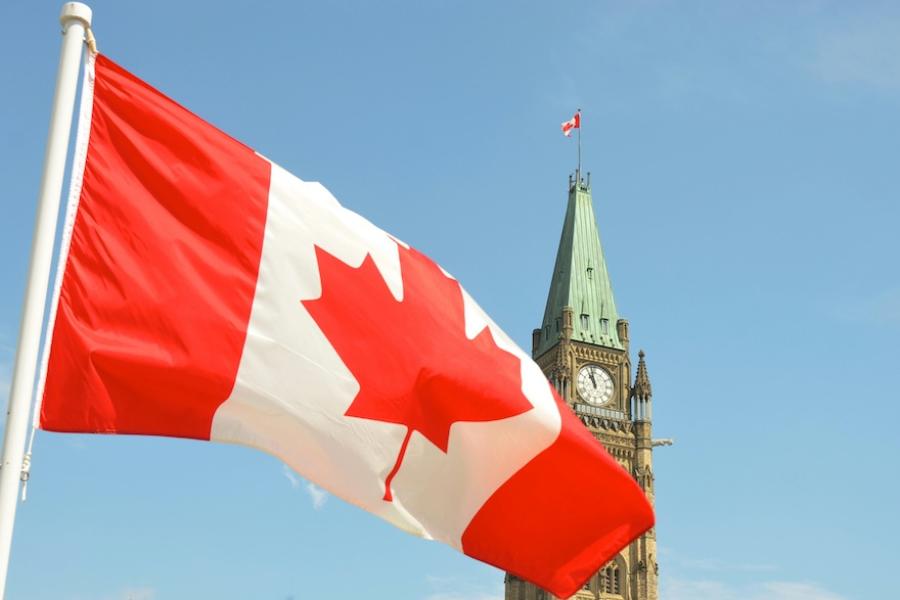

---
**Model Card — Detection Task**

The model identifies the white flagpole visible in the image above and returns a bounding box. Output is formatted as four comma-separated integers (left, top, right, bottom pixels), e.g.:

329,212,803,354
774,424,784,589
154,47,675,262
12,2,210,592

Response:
0,3,92,596
577,109,581,179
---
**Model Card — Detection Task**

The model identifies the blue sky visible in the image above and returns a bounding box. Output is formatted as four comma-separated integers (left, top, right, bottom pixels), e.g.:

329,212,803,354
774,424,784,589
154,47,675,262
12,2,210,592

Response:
2,1,899,599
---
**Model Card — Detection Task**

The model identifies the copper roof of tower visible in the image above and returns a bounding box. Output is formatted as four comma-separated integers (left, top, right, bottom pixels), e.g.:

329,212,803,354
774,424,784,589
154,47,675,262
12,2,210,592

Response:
535,174,622,357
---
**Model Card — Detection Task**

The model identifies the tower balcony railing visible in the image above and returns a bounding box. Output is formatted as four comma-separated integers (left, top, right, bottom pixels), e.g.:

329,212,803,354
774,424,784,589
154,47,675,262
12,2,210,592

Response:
573,403,628,421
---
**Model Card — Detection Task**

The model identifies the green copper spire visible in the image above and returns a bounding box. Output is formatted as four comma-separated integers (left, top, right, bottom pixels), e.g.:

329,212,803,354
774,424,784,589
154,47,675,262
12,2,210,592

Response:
535,174,622,357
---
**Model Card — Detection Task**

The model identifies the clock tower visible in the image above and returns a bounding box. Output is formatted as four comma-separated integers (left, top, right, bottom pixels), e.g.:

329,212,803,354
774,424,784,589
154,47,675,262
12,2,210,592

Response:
505,172,660,600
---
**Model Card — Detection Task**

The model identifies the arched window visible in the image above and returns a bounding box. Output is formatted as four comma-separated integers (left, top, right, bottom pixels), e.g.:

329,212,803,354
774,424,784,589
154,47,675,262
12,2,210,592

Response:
599,557,625,596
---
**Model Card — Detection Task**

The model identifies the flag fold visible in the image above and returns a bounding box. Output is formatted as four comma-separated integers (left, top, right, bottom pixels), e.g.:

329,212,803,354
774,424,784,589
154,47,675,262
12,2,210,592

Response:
561,110,581,137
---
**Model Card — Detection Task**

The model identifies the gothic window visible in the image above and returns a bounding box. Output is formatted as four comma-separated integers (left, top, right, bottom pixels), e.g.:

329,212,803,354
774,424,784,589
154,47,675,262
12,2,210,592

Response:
580,314,589,329
587,267,594,279
600,558,623,596
555,318,560,332
544,325,550,339
599,318,609,334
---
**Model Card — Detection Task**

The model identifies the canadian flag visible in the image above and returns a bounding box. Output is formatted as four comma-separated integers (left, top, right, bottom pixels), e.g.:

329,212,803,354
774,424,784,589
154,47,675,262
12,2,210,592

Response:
39,55,653,598
561,110,581,137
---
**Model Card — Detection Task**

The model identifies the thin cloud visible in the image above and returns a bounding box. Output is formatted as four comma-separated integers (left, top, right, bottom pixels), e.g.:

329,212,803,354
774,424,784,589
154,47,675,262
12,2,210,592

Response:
660,549,843,600
663,578,847,600
809,14,900,91
424,574,503,600
0,339,11,395
116,588,155,600
0,355,11,422
831,286,900,327
673,555,777,573
304,481,328,510
281,464,301,489
0,366,9,406
660,546,778,574
425,594,503,600
281,464,328,510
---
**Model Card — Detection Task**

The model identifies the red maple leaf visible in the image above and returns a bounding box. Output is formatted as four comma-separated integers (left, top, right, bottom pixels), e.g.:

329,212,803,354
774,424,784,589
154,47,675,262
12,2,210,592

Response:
302,244,532,502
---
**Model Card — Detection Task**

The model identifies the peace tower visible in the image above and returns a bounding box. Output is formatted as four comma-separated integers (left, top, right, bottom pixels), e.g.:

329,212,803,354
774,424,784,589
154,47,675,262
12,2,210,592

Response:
505,172,660,600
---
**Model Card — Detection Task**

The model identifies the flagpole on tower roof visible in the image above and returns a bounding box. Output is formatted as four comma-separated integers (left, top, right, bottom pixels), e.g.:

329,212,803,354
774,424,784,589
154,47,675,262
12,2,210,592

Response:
0,3,93,597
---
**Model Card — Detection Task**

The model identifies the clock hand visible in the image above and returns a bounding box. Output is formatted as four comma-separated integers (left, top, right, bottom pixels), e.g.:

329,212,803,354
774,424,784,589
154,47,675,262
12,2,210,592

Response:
589,372,597,388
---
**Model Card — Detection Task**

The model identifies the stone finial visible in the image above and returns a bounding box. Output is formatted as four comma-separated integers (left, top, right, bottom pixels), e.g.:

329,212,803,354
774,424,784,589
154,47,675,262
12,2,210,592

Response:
561,306,574,340
632,349,652,400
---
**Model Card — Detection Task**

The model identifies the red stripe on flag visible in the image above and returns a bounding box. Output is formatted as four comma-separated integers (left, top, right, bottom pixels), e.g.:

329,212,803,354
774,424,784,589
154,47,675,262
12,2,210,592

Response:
461,386,654,598
40,55,271,440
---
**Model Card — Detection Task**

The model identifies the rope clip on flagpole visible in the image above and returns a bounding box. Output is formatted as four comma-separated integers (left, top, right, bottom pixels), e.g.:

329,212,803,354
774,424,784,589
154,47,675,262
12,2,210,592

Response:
0,3,93,597
85,27,98,54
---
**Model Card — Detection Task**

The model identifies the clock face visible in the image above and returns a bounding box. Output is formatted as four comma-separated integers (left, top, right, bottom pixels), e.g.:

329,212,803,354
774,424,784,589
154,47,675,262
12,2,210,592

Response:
576,365,614,406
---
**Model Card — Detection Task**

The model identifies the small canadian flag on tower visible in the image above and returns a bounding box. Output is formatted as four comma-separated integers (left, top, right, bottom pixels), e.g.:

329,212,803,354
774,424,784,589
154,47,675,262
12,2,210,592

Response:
561,110,581,137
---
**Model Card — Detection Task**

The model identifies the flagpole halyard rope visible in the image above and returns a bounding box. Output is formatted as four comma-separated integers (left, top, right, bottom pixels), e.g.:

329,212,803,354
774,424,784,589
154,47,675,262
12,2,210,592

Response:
85,26,97,54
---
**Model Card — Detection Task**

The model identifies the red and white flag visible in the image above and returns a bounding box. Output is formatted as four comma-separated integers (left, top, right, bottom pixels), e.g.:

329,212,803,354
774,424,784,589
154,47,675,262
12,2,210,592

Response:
38,55,652,598
561,110,581,137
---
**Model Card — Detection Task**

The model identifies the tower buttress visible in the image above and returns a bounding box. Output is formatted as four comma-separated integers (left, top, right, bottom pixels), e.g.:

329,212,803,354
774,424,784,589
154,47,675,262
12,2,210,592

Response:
631,350,658,600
